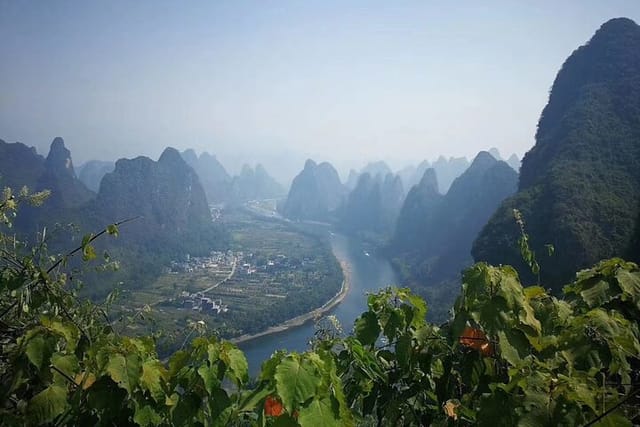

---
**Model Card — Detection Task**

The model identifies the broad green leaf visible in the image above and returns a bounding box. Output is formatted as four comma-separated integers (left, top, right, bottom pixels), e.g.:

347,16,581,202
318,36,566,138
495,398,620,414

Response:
405,292,428,327
275,354,322,413
382,309,405,340
395,334,412,369
297,397,341,427
591,411,632,427
354,311,380,346
51,353,79,382
24,333,47,370
140,359,167,402
134,404,162,427
198,363,220,394
27,384,68,425
42,318,80,352
106,353,141,394
209,388,232,426
259,350,286,382
616,269,640,300
579,279,614,308
498,330,527,366
168,350,190,376
271,414,299,426
222,344,248,386
523,286,546,299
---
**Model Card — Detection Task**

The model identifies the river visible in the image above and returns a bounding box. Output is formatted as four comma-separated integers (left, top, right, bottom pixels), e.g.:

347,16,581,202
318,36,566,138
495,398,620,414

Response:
238,231,399,376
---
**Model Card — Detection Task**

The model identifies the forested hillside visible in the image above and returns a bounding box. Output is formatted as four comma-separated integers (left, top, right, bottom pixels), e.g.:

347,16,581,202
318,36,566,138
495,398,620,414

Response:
281,159,346,221
473,18,640,291
391,151,517,287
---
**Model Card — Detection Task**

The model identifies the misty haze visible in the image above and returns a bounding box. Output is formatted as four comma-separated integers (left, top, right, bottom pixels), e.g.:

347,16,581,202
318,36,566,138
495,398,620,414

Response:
2,2,640,426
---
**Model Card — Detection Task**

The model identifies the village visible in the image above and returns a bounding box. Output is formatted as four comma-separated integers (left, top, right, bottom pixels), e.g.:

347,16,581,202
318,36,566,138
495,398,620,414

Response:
163,248,318,315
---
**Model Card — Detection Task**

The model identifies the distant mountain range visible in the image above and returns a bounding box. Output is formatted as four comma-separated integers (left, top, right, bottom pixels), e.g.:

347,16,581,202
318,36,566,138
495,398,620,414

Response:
390,151,518,286
4,19,635,307
179,149,285,204
0,137,94,230
0,138,232,297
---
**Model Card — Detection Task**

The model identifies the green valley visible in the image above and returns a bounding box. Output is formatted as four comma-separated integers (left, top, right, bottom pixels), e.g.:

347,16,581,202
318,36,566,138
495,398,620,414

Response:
110,208,343,352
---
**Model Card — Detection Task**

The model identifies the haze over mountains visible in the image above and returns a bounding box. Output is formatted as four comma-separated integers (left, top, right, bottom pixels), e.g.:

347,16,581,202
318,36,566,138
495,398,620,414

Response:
390,151,518,287
280,160,346,221
5,7,640,424
276,17,640,308
2,17,640,320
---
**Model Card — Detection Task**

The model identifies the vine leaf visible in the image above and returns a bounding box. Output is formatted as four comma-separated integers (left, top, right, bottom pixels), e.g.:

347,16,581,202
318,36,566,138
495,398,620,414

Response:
354,311,380,346
297,397,341,427
27,384,68,425
106,353,141,394
275,355,321,413
222,344,248,386
133,404,162,427
140,359,167,403
24,333,47,370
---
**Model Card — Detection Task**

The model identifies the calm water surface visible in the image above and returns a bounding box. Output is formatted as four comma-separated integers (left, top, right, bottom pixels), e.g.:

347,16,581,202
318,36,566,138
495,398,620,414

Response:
239,232,399,376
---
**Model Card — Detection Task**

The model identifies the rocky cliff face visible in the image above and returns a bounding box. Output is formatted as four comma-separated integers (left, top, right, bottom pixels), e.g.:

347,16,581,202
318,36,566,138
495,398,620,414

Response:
37,137,94,209
473,18,640,290
95,147,210,236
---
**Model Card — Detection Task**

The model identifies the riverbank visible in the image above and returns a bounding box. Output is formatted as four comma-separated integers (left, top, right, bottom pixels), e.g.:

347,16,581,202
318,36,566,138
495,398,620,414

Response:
230,259,352,344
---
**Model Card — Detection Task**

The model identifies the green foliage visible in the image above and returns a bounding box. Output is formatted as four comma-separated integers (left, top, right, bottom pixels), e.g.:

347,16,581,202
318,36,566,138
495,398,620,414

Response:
1,190,639,426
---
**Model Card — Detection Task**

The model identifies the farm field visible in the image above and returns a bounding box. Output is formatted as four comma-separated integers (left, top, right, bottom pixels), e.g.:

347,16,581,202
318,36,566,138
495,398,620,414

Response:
114,208,343,353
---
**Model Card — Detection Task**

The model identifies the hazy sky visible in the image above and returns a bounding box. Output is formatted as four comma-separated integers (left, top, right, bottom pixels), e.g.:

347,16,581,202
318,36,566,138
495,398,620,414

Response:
2,1,640,183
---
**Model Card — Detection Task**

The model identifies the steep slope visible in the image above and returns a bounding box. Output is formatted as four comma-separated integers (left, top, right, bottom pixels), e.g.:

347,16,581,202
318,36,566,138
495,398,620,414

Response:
281,160,346,221
340,173,381,233
0,139,45,190
379,173,405,230
95,147,211,237
473,18,640,290
392,152,517,285
392,168,443,253
36,137,95,209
